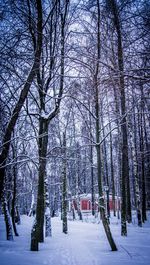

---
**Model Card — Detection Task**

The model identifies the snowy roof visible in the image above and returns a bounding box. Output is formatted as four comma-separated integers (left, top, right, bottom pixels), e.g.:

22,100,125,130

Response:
72,193,120,200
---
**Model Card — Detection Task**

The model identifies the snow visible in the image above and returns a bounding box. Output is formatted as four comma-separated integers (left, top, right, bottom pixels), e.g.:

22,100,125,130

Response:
45,207,51,216
0,213,150,265
41,110,50,120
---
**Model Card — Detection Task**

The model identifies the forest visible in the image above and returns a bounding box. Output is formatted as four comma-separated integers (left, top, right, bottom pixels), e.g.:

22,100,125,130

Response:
0,0,150,263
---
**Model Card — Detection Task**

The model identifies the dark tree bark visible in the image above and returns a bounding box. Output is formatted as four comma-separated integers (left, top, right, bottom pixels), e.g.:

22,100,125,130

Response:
76,143,83,221
107,97,116,217
11,162,19,236
2,195,13,241
143,99,150,215
132,90,142,227
112,83,121,220
30,0,69,251
94,0,117,251
140,87,147,222
107,0,132,235
30,118,48,251
37,119,49,243
31,221,39,251
62,133,68,234
95,86,117,251
101,106,110,219
88,101,95,216
90,145,95,216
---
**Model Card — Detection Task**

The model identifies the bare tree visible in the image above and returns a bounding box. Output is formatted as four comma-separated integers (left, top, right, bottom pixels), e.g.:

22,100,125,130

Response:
30,0,70,251
0,0,43,202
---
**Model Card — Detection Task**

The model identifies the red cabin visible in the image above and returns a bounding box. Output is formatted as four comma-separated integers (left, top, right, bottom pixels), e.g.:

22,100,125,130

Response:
72,193,120,212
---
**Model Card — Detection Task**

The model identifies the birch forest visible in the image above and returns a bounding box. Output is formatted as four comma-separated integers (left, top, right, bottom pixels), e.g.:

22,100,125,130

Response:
0,0,150,253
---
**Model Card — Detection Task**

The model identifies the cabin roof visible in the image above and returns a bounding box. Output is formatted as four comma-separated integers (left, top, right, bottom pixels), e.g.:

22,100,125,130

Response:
72,193,120,200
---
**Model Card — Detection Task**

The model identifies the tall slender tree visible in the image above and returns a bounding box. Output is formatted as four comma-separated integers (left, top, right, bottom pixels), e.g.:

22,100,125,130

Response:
106,0,132,235
94,0,117,251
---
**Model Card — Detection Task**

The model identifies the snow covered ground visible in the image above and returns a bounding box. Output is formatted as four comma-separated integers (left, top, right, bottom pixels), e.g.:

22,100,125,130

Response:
0,213,150,265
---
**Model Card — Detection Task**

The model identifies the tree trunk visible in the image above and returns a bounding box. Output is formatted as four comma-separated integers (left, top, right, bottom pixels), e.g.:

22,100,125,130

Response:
94,0,117,251
143,101,150,215
90,145,95,216
30,118,48,251
95,88,117,251
141,86,147,222
112,71,121,220
30,220,38,251
140,112,147,222
101,106,110,219
108,0,132,234
71,199,76,220
11,163,19,236
28,186,35,217
62,133,68,234
2,195,13,241
110,130,116,217
45,177,52,237
76,143,83,221
16,205,21,225
107,100,116,217
132,91,142,226
37,119,48,242
89,101,96,216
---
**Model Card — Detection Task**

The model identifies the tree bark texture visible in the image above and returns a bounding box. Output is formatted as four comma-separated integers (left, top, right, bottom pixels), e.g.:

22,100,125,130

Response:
2,195,13,241
11,163,19,236
62,133,68,234
45,177,52,237
108,0,132,235
94,0,117,251
30,118,48,251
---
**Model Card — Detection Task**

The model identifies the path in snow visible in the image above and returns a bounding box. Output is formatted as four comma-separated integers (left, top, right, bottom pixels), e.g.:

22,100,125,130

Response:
0,214,150,265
